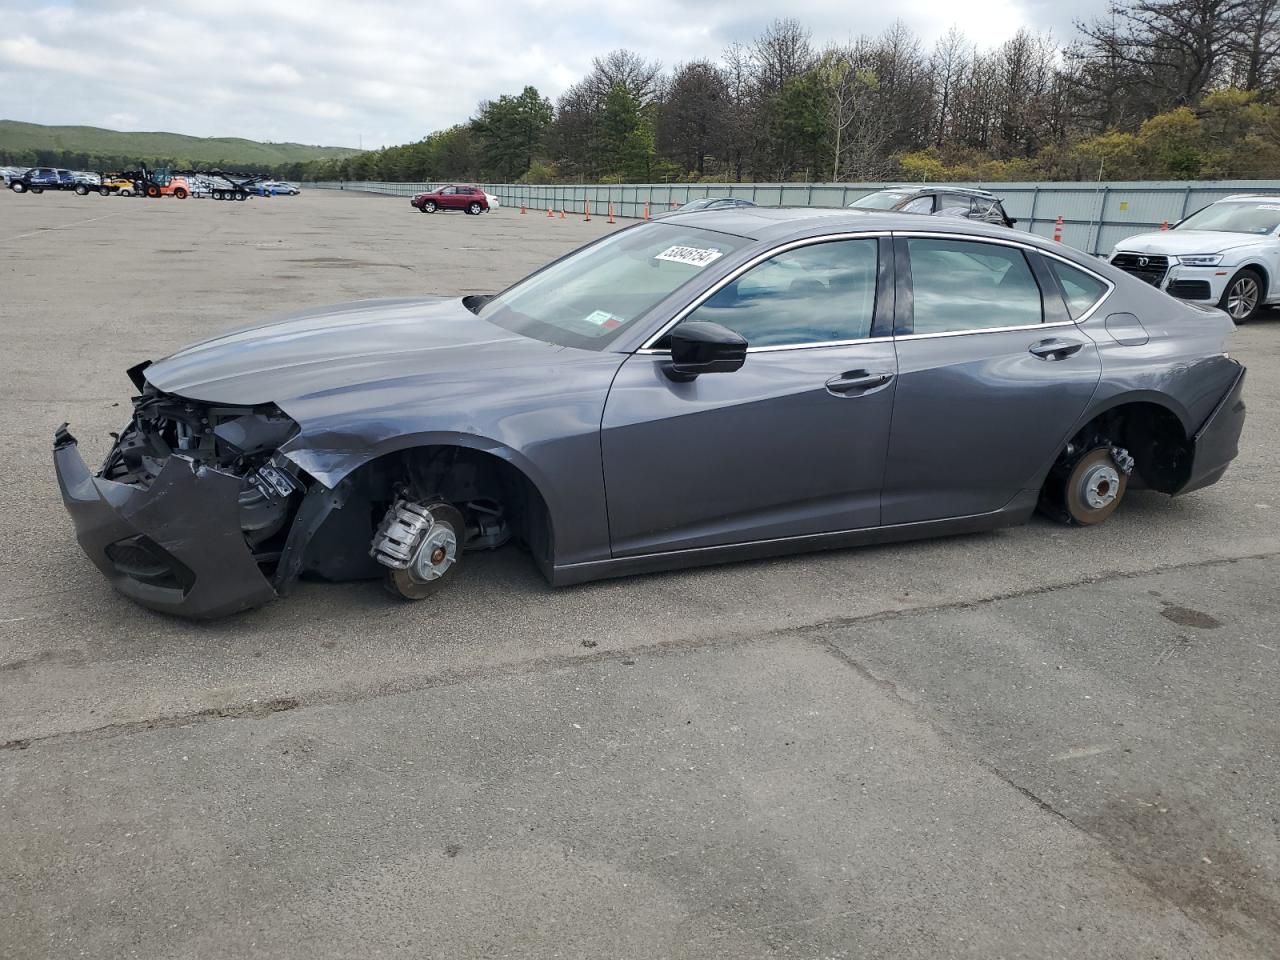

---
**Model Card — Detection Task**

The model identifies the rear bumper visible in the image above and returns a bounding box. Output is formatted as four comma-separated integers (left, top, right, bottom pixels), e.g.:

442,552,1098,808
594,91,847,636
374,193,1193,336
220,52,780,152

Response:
1179,365,1247,495
53,430,277,619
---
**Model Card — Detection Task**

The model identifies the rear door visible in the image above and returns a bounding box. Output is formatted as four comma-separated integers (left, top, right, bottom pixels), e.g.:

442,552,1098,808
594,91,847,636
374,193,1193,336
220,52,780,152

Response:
602,235,898,556
881,233,1103,525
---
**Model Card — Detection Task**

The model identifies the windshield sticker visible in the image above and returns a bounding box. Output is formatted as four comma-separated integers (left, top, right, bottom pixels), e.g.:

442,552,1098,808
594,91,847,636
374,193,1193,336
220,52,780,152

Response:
582,309,624,331
655,245,724,268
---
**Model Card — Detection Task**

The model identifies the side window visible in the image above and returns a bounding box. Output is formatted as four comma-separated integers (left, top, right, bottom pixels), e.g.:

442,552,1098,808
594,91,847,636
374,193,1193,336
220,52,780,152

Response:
679,239,879,347
440,186,456,195
901,196,932,214
938,194,977,219
906,237,1043,334
974,199,1005,223
1047,259,1109,319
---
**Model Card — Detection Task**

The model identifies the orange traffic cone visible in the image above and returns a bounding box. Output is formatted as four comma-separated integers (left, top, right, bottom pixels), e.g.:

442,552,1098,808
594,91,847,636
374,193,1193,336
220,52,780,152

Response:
546,207,553,217
520,203,526,214
560,208,565,218
1160,219,1170,230
1053,216,1063,242
643,203,650,221
584,200,591,222
608,203,615,224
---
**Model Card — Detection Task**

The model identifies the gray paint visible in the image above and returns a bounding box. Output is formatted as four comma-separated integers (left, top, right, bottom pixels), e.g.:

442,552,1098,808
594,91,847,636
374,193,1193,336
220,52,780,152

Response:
54,208,1246,618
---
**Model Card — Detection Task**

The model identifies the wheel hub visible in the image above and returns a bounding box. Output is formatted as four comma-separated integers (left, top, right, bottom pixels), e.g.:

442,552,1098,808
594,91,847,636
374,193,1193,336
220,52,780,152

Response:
1081,462,1121,509
409,523,458,583
370,498,461,590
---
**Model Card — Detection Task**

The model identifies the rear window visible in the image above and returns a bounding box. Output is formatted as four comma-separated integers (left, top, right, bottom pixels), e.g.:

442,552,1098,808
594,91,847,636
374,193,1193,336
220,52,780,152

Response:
907,237,1043,333
851,190,911,210
1047,259,1109,319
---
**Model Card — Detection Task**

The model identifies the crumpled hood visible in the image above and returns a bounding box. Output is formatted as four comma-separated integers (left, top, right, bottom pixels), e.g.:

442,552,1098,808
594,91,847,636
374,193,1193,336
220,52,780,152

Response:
1114,230,1262,256
143,297,568,406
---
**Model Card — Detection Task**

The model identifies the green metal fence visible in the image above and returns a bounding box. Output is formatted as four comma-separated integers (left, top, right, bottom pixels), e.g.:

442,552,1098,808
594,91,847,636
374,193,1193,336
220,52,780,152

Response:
306,179,1280,255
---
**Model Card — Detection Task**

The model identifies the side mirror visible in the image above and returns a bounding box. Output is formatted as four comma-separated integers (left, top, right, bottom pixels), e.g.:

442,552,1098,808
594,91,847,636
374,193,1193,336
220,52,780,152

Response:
666,321,747,381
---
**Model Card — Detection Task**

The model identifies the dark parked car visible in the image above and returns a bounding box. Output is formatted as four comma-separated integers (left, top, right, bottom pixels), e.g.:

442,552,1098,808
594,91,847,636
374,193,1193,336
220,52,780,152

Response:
54,208,1245,618
850,185,1015,227
10,167,76,193
411,184,488,214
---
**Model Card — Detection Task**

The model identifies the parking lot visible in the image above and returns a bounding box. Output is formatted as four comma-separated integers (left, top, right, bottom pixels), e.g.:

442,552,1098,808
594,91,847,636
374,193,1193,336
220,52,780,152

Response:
2,189,1279,958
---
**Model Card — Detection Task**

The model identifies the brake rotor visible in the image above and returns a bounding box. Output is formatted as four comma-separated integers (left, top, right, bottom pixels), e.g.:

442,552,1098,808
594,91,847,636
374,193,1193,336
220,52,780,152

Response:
385,503,465,600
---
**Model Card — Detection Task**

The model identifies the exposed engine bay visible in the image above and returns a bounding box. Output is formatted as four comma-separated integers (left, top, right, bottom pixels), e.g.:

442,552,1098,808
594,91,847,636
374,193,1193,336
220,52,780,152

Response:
102,384,303,558
74,377,516,609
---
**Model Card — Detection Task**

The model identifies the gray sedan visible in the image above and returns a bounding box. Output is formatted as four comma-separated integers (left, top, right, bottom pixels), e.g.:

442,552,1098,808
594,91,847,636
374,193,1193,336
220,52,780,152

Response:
54,209,1246,618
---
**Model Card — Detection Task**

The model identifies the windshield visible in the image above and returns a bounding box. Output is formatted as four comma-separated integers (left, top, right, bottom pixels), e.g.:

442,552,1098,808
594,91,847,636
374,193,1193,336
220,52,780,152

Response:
850,190,911,210
1177,201,1280,235
679,198,713,211
478,223,751,349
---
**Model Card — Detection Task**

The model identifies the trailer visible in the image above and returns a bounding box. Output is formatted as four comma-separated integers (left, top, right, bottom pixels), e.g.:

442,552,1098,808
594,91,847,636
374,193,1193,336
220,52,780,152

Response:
194,169,272,201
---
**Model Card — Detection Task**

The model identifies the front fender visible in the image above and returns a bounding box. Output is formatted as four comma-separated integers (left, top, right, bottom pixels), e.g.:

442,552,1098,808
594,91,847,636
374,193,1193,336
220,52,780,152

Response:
280,424,611,568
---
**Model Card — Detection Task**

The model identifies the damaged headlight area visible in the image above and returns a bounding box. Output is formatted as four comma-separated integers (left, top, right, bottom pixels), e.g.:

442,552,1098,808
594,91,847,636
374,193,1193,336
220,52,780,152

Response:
53,376,311,618
100,385,303,557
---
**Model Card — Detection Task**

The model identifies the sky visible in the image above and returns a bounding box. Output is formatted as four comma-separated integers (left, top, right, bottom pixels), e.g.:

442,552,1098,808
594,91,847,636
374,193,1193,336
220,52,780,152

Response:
0,0,1106,150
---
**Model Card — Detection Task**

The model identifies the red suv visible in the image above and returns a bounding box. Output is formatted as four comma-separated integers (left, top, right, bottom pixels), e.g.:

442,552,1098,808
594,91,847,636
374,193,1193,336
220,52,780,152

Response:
411,184,489,215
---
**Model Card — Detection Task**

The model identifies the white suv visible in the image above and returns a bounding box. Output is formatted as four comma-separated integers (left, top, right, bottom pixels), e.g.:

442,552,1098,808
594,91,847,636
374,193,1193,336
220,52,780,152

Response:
1110,195,1280,322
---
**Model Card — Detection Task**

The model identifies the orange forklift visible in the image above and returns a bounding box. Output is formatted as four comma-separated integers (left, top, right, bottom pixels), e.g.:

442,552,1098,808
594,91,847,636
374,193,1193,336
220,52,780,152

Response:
126,164,192,199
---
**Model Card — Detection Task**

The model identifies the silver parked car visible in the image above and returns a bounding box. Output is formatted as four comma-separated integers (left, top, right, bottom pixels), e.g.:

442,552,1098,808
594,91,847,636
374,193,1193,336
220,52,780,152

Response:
54,208,1245,618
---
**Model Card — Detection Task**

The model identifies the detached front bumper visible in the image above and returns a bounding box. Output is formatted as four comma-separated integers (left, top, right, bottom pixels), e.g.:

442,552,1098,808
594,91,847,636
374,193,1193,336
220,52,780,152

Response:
53,429,277,619
1180,365,1247,495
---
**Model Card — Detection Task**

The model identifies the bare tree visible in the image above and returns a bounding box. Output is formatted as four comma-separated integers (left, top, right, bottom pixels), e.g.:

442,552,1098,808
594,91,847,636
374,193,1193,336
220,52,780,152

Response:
931,28,970,148
583,49,664,106
1076,0,1247,115
1228,0,1280,88
750,17,815,98
658,61,729,175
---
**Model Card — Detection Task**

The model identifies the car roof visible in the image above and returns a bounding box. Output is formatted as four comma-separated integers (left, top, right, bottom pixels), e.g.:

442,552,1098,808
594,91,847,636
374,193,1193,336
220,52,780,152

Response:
656,206,1070,254
870,184,1002,200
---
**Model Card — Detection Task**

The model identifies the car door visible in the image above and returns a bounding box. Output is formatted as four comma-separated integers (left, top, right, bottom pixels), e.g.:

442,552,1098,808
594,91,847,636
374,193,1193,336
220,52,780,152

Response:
601,235,898,557
881,233,1103,525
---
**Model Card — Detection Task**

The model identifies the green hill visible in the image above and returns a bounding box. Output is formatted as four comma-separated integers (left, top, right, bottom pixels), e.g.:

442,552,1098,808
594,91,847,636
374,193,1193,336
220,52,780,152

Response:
0,120,360,172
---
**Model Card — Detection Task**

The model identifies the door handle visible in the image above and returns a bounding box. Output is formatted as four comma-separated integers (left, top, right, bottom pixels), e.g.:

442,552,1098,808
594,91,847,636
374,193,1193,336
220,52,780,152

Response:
1028,338,1084,361
825,370,894,395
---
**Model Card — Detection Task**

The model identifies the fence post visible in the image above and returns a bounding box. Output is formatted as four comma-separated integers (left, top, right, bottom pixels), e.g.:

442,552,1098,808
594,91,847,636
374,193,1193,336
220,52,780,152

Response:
1088,185,1110,255
1027,185,1040,237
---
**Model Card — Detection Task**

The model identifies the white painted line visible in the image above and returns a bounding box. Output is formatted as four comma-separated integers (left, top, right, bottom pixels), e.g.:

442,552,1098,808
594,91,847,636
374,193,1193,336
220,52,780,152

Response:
0,212,126,243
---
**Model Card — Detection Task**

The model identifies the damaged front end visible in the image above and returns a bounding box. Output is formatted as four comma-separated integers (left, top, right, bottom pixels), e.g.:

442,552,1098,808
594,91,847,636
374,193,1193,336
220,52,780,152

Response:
53,376,308,618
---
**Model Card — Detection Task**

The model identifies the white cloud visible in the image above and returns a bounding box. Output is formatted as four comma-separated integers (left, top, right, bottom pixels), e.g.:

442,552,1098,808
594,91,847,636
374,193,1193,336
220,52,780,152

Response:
0,0,1103,148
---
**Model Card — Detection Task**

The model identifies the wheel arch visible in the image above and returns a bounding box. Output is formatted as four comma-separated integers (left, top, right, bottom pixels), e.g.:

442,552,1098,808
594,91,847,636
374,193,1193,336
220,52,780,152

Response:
1228,260,1271,300
286,431,558,577
1056,393,1194,494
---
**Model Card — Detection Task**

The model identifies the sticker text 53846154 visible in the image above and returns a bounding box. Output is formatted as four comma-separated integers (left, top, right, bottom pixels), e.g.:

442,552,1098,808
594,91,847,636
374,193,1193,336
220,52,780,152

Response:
655,245,725,268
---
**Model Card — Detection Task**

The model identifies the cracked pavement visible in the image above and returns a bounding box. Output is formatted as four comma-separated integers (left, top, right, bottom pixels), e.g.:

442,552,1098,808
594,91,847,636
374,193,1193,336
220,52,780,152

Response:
2,191,1278,958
